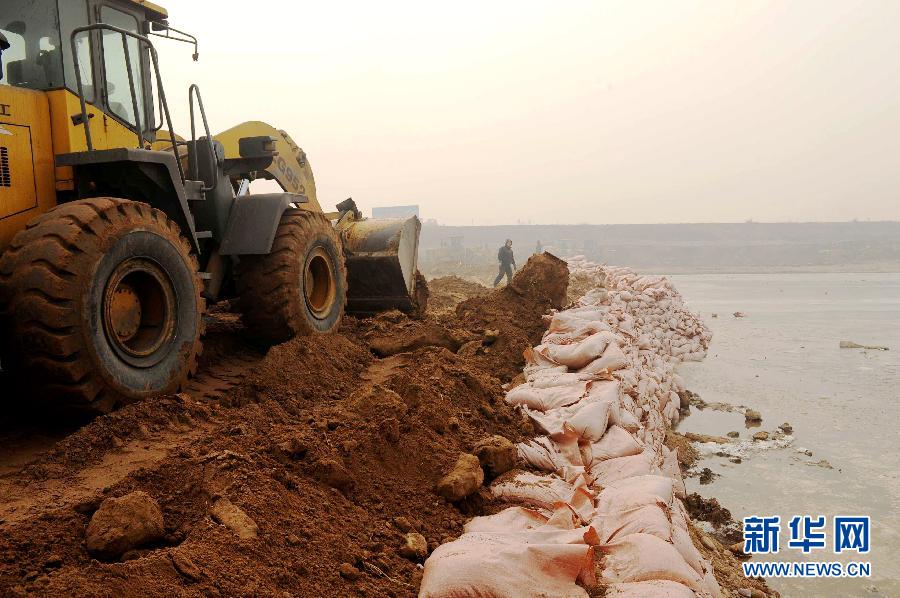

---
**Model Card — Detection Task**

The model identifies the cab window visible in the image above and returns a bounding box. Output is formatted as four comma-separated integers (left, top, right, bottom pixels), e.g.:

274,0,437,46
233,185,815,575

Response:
0,0,65,90
59,0,93,102
99,5,145,129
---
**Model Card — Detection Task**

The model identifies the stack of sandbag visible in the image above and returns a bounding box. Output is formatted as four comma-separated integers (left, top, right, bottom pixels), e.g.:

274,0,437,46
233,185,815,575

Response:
419,259,718,598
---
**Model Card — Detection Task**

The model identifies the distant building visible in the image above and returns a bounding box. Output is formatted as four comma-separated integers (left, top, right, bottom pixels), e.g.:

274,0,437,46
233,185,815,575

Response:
372,205,420,219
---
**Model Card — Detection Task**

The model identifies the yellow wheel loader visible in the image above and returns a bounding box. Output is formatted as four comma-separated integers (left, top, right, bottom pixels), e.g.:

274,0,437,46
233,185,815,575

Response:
0,0,423,412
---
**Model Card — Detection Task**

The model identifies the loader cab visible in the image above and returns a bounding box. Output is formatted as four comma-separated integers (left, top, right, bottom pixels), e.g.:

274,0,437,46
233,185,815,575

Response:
0,0,165,147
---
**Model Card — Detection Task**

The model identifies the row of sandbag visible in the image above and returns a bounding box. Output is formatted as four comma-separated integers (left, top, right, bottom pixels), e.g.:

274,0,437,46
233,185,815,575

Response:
419,261,718,597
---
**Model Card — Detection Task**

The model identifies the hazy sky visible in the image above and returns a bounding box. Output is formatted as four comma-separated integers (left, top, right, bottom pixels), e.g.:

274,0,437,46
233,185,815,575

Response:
155,0,900,225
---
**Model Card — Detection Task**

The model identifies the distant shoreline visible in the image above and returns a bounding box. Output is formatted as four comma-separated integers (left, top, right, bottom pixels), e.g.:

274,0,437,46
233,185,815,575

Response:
639,264,900,275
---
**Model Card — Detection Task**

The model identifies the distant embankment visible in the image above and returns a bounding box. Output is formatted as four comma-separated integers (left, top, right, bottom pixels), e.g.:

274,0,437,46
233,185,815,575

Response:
419,221,900,273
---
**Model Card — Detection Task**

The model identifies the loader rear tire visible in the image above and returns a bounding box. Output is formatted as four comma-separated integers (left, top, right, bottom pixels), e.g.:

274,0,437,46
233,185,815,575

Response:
0,198,204,413
236,209,347,345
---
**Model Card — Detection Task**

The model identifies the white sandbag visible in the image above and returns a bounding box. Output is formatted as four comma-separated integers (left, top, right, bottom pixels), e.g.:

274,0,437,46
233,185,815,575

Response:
544,311,597,333
589,425,644,465
591,450,658,487
543,320,613,345
505,382,589,411
464,507,548,533
579,343,628,373
423,259,721,598
591,504,673,544
491,472,595,522
599,533,706,592
523,346,562,369
564,306,609,319
566,398,617,442
596,475,675,514
661,446,687,499
609,404,641,433
672,523,706,576
528,371,602,388
579,288,609,305
420,532,596,598
517,437,570,473
604,580,697,598
537,332,620,369
524,395,617,442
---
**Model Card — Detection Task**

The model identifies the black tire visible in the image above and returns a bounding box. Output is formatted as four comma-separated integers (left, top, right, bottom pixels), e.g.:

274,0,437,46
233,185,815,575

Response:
0,198,204,413
236,209,347,345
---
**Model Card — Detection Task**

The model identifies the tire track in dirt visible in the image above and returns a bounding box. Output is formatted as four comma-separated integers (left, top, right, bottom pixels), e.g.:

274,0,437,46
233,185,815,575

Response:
0,320,263,527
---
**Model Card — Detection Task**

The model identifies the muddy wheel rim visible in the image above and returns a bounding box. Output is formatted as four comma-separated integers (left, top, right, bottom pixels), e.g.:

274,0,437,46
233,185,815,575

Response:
103,258,177,367
303,246,336,320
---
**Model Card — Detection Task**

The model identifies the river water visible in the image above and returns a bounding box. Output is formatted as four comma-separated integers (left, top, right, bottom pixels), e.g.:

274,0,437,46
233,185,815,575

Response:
668,272,900,597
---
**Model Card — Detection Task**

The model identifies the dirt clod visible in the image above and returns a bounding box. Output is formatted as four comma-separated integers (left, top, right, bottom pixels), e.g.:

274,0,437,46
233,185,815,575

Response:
171,550,203,581
209,498,259,540
312,458,356,493
398,532,429,561
436,453,485,501
85,491,164,560
338,562,362,580
473,435,517,479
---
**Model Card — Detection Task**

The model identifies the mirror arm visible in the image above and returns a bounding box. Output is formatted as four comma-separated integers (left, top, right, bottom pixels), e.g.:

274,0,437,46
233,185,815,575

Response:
148,26,199,61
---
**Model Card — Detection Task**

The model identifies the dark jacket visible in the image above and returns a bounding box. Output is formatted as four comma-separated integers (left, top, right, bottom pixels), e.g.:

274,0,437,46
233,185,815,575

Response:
498,245,515,266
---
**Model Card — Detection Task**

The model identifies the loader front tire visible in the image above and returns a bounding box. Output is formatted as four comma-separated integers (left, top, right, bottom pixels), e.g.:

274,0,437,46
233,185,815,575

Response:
236,209,347,345
0,198,204,413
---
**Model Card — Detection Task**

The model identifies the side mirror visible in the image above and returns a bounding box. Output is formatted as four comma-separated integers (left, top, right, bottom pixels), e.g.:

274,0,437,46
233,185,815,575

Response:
0,32,9,81
151,20,169,32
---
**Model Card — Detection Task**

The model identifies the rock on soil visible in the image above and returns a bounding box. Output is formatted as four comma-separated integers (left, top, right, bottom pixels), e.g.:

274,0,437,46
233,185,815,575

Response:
209,498,259,540
85,491,164,560
170,550,202,581
399,532,429,561
473,435,517,479
436,453,484,501
312,458,356,493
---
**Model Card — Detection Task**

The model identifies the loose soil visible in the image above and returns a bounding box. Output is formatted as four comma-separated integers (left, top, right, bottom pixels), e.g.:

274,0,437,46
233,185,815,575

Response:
426,276,490,317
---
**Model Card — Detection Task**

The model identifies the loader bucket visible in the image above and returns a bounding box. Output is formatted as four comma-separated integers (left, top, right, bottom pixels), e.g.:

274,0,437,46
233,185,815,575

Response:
338,216,423,315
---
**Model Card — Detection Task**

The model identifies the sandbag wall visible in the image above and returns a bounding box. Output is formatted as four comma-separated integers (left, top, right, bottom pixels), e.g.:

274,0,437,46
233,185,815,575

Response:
420,258,718,598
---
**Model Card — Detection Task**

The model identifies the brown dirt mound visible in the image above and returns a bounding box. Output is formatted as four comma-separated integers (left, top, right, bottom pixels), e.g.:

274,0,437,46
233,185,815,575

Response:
454,253,569,380
0,256,562,597
427,276,490,316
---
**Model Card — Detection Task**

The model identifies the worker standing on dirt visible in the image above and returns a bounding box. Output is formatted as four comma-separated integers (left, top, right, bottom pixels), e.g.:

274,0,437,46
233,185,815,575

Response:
494,239,517,287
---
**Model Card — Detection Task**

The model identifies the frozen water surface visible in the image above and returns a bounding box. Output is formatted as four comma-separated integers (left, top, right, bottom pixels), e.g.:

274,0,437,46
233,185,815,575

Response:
672,272,900,597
